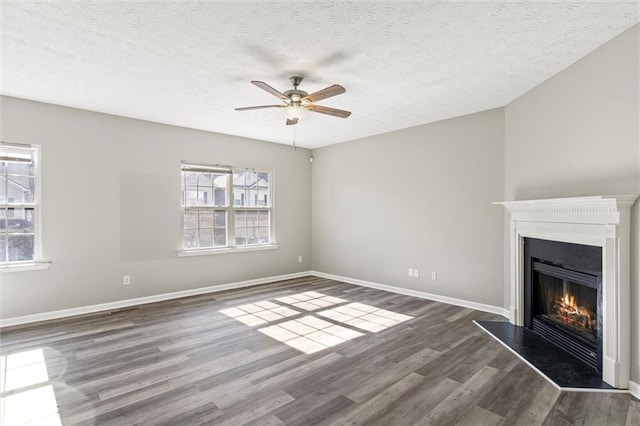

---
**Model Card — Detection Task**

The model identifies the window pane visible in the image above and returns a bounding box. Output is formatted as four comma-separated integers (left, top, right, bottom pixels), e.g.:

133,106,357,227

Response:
183,229,198,248
257,172,269,184
0,235,5,262
198,189,211,206
257,190,268,206
7,208,34,233
246,211,258,227
197,172,212,186
235,227,247,245
8,234,34,262
7,162,34,176
184,211,198,229
243,227,258,245
213,174,228,207
259,211,269,227
214,211,226,228
199,210,213,228
213,174,227,187
214,228,226,246
184,172,197,186
184,189,198,206
233,171,246,206
248,231,257,245
258,227,270,244
6,176,35,203
234,191,245,207
0,209,6,231
0,178,6,204
214,188,226,207
235,211,246,228
199,229,213,247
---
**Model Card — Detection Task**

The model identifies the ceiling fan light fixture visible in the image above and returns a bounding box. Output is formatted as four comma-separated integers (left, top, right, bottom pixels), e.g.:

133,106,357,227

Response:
283,104,309,120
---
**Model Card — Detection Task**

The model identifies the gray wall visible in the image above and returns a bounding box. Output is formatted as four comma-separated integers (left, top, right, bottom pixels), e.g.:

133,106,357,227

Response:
0,96,312,318
504,24,640,387
311,109,505,307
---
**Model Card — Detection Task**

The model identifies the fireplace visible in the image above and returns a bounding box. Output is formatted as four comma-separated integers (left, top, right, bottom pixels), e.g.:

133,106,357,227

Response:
524,238,602,372
495,195,637,389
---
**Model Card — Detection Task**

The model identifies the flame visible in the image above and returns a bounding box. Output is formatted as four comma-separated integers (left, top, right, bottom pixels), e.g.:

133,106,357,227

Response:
553,292,593,332
563,293,576,308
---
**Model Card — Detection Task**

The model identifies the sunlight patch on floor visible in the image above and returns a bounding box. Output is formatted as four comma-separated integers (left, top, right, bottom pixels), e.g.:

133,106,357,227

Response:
276,292,347,311
220,301,300,327
258,316,364,354
318,303,414,332
1,348,62,426
219,291,413,354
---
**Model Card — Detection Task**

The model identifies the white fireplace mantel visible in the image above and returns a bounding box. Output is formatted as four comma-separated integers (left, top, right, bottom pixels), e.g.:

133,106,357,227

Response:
495,195,638,388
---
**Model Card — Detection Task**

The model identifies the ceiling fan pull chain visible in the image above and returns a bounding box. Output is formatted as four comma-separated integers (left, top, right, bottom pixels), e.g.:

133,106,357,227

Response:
292,126,297,150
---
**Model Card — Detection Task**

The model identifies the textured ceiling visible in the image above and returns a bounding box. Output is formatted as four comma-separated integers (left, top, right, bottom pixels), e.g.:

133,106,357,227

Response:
2,1,638,149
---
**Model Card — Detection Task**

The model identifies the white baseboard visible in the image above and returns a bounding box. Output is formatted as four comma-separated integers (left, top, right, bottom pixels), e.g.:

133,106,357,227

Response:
630,380,640,399
0,271,313,328
311,270,508,318
0,270,511,328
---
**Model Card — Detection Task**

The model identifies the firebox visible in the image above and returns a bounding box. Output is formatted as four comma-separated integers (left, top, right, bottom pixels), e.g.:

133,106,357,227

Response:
524,238,602,372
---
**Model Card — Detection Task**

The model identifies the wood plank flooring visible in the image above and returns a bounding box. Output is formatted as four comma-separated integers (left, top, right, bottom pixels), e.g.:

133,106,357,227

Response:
1,276,638,425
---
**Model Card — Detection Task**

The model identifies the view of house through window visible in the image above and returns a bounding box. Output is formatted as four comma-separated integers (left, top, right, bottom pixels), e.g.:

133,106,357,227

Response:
181,163,272,251
1,143,39,264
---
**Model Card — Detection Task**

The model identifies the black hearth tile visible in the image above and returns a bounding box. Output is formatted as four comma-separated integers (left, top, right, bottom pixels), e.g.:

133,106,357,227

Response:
475,320,614,390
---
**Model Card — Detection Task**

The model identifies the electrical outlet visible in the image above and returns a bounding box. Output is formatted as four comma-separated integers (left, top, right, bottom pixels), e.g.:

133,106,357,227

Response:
123,275,131,285
414,269,420,278
298,256,303,263
431,272,437,280
408,268,414,277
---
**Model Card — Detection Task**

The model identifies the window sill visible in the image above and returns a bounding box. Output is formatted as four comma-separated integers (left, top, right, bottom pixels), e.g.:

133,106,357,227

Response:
177,244,279,257
0,261,52,273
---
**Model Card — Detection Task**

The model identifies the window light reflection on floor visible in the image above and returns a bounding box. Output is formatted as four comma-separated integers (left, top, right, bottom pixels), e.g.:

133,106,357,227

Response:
317,302,414,333
275,291,347,311
0,348,63,426
219,291,414,354
259,316,364,354
220,300,301,326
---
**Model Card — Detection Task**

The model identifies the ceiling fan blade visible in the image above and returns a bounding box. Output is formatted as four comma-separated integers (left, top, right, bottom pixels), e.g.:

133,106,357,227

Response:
306,105,351,119
303,84,346,103
286,118,298,126
251,81,288,100
235,105,283,111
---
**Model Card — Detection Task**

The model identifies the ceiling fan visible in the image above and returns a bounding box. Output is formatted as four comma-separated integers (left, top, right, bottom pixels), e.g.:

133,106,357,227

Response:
235,76,351,125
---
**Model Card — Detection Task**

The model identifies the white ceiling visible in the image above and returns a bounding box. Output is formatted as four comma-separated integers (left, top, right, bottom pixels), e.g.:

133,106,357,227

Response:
2,1,638,149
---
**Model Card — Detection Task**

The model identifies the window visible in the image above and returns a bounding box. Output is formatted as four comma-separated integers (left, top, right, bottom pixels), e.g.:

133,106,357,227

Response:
181,163,273,252
1,143,39,265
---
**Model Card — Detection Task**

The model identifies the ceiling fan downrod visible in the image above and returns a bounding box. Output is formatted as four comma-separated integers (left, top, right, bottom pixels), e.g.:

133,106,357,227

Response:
290,76,303,90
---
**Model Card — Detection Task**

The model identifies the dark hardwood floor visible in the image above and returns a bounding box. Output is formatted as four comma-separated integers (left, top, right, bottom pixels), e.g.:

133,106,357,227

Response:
1,276,638,425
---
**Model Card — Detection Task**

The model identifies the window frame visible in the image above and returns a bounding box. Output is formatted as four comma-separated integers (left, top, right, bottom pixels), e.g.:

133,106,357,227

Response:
178,162,276,256
0,142,49,271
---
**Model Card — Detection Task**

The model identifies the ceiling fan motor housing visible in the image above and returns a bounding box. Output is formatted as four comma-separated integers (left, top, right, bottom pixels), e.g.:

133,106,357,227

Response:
283,89,309,104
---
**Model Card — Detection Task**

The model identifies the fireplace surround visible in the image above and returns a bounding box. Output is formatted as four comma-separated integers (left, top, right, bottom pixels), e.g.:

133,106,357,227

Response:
496,195,637,388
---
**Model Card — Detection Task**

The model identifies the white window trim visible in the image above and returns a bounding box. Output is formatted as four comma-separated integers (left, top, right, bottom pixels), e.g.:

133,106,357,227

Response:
0,261,51,272
1,142,48,269
179,162,276,255
177,243,279,257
